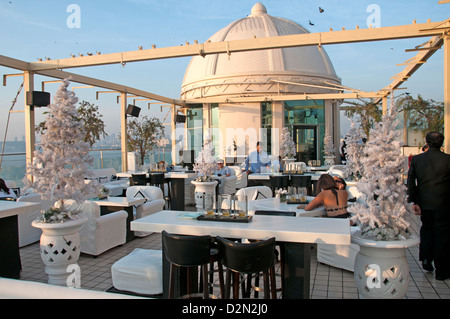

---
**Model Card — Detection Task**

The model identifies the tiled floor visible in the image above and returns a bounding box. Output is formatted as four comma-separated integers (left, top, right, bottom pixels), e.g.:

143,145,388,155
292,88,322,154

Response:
17,206,450,299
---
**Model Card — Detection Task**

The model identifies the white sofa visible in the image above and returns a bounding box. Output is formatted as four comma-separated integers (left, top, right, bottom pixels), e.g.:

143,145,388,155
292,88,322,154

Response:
16,193,53,247
235,186,273,200
126,186,165,237
317,226,360,272
65,200,128,256
217,175,237,195
228,166,247,190
326,165,348,179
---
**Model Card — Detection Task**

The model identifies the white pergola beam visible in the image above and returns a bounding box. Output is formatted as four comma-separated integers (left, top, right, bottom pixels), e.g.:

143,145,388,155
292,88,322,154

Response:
183,92,383,104
27,20,449,71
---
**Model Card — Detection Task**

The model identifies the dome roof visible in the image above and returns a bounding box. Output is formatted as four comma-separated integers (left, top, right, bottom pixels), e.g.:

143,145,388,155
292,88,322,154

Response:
181,3,341,99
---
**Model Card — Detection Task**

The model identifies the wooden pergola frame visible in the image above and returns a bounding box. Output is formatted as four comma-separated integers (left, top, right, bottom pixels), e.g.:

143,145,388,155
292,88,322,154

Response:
1,17,449,176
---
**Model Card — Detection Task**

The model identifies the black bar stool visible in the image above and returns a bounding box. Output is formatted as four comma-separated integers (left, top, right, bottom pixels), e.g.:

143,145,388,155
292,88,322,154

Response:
162,230,224,299
149,173,171,208
254,211,295,297
216,236,277,299
130,174,147,186
289,175,312,195
269,175,289,196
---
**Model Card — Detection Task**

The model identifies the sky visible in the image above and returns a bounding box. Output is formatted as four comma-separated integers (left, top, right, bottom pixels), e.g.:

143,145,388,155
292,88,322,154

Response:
0,0,448,142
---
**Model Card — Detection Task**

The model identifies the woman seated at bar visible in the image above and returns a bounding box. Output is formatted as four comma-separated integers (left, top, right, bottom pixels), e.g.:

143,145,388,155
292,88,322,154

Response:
0,178,16,199
304,174,349,218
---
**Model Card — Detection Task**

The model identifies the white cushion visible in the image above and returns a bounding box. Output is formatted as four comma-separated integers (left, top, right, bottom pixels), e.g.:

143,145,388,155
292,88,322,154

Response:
111,249,163,295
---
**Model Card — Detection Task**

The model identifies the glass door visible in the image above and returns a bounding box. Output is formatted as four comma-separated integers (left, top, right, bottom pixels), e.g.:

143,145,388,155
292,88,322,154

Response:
293,125,317,163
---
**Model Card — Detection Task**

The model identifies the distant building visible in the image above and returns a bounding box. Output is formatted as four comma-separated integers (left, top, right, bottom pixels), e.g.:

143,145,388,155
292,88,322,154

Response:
175,3,342,165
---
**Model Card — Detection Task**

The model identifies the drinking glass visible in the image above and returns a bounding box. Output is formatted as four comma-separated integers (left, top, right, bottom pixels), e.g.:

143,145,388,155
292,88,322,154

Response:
234,194,248,218
218,194,232,217
203,193,215,216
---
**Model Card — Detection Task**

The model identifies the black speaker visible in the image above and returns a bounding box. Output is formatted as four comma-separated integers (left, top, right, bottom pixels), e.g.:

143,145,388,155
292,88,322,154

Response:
175,114,186,123
126,104,141,117
26,91,50,107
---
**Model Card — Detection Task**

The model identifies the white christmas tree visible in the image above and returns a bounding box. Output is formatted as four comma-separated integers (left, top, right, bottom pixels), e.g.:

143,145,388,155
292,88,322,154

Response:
348,106,411,240
344,121,366,180
279,127,296,158
193,136,217,182
323,132,334,156
25,79,98,222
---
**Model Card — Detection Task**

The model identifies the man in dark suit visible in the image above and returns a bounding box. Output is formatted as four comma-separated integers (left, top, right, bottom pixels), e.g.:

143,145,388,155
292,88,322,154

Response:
407,132,450,280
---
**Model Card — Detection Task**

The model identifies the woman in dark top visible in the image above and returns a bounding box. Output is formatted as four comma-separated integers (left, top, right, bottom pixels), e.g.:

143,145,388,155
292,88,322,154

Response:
304,174,349,218
0,178,16,199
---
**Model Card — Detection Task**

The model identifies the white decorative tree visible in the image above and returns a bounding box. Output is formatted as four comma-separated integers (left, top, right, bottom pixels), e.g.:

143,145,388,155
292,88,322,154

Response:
193,136,217,182
323,132,334,156
348,106,411,240
25,79,98,222
344,121,366,180
279,127,296,159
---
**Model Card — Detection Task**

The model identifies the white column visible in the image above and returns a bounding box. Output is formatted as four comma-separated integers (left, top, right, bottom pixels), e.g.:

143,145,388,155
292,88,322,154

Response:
24,71,35,181
120,93,128,172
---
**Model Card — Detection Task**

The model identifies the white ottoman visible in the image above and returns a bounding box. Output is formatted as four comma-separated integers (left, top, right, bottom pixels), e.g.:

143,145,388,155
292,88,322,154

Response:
111,248,163,295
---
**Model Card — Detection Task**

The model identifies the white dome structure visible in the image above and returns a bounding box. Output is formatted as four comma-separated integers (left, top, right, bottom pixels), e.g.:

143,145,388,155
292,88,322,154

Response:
181,2,341,99
176,3,342,167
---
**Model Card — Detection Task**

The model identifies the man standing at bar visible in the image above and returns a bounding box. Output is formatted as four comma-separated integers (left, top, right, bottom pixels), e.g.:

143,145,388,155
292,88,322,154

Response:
407,131,450,280
244,141,271,175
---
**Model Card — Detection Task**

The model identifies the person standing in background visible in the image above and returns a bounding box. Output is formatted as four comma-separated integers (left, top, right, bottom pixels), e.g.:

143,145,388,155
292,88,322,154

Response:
407,132,450,280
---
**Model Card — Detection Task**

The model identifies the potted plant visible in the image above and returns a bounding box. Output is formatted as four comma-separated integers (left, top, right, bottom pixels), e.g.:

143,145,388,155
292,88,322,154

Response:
191,137,218,211
348,106,419,299
323,132,335,166
280,127,296,168
27,78,99,286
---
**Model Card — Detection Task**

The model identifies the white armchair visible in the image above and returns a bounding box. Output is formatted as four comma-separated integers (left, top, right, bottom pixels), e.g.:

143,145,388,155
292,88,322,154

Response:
228,166,247,190
66,200,128,256
17,193,53,247
235,186,273,200
217,175,237,195
327,165,348,179
126,186,165,237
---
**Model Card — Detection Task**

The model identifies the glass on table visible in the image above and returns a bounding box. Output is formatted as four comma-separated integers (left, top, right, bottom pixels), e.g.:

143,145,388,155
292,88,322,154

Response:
298,187,307,202
234,194,248,218
218,194,232,216
203,193,215,216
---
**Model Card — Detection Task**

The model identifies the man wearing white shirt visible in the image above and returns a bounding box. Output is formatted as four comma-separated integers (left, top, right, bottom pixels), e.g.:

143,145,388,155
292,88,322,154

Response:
244,141,271,175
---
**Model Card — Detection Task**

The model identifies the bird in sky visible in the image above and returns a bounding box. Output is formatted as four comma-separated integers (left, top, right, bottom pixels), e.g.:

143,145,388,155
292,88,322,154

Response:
309,20,314,26
319,7,324,13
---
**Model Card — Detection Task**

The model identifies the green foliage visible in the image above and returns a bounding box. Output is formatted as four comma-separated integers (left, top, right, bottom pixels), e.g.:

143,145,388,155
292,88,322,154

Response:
127,116,165,165
395,94,444,137
36,100,107,147
344,100,382,139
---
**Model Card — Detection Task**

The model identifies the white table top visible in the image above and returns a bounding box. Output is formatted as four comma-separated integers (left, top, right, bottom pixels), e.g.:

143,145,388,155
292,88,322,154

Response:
131,210,350,245
116,171,197,179
249,197,326,217
92,197,145,207
247,173,321,181
0,201,41,219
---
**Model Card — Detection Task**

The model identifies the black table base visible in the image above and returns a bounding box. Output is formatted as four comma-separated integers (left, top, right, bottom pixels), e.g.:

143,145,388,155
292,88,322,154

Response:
0,215,21,279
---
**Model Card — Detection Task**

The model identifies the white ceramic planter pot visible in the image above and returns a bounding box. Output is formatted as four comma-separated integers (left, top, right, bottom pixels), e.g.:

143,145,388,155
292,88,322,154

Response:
324,155,335,166
191,180,218,211
351,232,419,299
32,216,88,286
